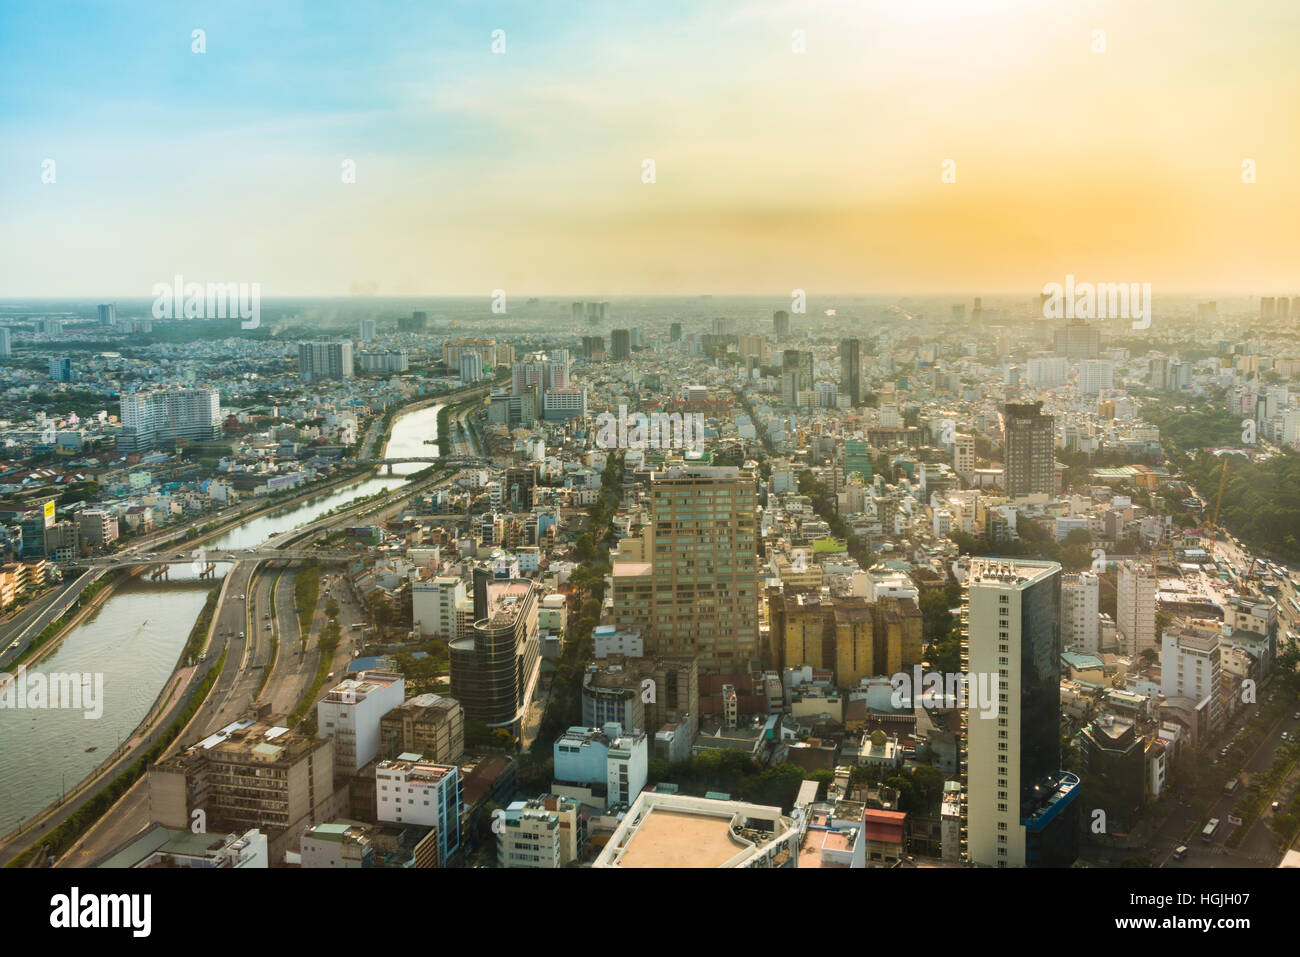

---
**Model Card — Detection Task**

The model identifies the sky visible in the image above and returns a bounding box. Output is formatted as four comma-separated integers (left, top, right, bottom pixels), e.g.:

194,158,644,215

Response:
1,0,1297,298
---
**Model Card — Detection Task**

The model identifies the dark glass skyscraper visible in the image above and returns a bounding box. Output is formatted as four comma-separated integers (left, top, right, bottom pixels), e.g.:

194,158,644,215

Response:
839,338,861,406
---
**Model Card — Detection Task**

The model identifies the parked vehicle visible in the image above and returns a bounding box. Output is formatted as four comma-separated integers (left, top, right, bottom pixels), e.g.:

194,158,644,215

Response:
1172,845,1188,860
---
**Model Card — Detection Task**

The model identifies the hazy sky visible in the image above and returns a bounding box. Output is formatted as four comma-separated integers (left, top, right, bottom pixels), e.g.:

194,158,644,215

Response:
2,0,1297,297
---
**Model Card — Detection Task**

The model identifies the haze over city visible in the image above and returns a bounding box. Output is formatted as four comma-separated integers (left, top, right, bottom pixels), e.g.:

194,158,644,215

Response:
3,0,1299,297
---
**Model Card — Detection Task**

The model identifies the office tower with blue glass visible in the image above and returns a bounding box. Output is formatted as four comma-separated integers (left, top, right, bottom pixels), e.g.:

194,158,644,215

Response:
961,559,1079,868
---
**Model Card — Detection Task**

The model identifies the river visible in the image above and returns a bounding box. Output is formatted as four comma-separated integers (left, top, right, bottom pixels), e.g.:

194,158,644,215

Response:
0,401,441,832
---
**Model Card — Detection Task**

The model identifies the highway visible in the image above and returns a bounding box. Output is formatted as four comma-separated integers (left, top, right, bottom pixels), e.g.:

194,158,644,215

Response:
0,570,102,670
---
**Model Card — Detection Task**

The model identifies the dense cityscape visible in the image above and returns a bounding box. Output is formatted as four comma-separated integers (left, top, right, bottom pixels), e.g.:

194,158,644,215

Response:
0,294,1297,879
3,0,1296,939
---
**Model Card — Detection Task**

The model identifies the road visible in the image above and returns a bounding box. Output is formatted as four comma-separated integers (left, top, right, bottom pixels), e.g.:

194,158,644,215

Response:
1152,693,1300,868
0,570,102,670
59,560,262,867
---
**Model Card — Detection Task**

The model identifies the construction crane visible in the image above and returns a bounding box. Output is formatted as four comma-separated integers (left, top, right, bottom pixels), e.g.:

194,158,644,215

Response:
1202,457,1229,558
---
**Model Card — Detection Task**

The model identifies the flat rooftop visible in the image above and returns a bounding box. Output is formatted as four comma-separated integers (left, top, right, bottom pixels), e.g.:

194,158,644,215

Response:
615,809,745,868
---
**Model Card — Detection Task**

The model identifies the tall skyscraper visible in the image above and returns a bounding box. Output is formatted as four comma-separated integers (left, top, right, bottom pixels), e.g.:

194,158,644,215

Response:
611,328,631,361
0,328,11,359
298,341,354,382
1003,402,1055,498
97,303,116,326
448,571,540,735
614,466,758,671
839,338,862,406
962,559,1078,868
773,310,790,337
669,322,682,342
1116,560,1157,657
359,319,376,342
572,302,584,323
48,357,72,382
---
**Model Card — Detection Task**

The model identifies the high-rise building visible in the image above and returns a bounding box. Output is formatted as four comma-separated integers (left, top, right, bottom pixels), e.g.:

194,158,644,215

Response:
845,440,872,481
497,796,581,868
782,349,813,391
1116,560,1157,657
317,671,406,775
1053,317,1100,359
581,335,604,358
448,572,540,733
1159,622,1223,735
148,716,335,839
358,319,376,341
298,341,354,382
1261,297,1276,319
97,303,117,325
48,357,71,382
0,327,10,358
374,757,462,866
572,302,584,323
459,351,484,382
1060,572,1100,655
398,311,427,332
413,576,468,639
773,310,790,337
118,388,221,451
954,432,975,482
613,467,758,671
839,338,862,406
1077,360,1114,395
378,693,466,765
611,328,632,360
962,559,1079,868
1003,402,1056,498
669,322,682,342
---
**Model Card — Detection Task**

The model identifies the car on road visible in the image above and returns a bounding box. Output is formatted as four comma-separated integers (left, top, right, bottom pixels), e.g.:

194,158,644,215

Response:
1282,731,1291,742
1272,801,1282,811
239,594,245,600
1172,845,1188,860
238,631,245,639
198,652,207,662
1294,712,1300,721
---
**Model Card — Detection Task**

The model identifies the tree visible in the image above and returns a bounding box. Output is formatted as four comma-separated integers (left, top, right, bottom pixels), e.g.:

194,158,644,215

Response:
325,598,340,620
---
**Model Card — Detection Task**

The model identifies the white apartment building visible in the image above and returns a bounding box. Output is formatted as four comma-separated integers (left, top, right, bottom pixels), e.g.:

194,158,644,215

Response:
375,756,462,866
119,388,221,451
1117,560,1157,657
954,432,975,482
316,671,405,774
412,576,466,639
1060,572,1100,655
1026,357,1068,388
1160,624,1223,734
1077,360,1114,395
